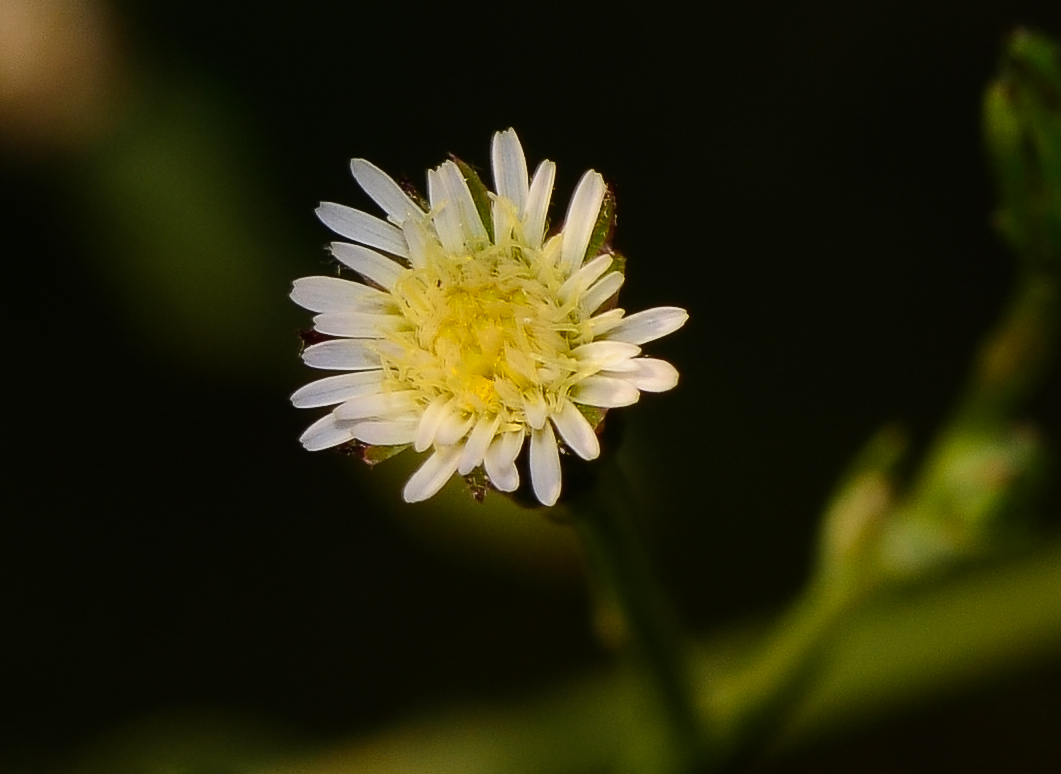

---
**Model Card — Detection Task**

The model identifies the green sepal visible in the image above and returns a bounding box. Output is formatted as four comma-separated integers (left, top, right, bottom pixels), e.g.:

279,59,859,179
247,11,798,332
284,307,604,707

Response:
452,156,495,243
584,185,616,263
339,441,410,467
576,404,608,433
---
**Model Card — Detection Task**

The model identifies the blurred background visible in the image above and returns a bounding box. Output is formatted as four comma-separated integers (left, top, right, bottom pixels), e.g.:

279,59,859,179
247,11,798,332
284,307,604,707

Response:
2,0,1060,772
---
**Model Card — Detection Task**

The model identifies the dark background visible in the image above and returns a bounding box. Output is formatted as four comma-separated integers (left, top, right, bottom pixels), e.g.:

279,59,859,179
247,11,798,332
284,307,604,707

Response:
3,1,1060,771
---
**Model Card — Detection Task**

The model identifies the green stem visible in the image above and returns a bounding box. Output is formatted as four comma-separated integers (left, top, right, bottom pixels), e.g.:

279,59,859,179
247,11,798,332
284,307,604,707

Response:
568,453,708,773
704,576,867,768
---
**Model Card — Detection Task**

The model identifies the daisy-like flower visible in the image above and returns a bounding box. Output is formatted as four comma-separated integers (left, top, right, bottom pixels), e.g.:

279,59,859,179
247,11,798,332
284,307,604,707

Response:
291,129,687,506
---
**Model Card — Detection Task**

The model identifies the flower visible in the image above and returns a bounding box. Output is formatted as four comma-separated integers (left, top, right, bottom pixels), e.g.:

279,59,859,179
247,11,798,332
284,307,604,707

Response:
291,129,687,506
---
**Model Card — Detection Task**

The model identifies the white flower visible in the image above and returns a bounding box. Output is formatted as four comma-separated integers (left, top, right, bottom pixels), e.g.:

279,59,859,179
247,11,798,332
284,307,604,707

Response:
291,129,687,506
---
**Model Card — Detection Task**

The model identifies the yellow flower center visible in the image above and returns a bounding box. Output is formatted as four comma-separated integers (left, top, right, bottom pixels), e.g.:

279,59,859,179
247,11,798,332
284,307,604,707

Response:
380,231,589,427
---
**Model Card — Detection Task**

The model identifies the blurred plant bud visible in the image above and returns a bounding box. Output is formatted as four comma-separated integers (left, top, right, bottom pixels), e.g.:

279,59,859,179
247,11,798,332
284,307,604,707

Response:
880,425,1046,578
984,29,1061,274
816,426,905,583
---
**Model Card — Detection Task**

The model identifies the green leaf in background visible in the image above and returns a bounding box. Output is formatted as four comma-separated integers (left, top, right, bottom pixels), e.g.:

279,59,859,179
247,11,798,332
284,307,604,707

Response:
986,29,1061,274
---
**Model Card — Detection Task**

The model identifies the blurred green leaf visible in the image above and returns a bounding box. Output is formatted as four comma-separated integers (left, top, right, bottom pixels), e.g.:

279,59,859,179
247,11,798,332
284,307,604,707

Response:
69,72,299,373
986,29,1061,273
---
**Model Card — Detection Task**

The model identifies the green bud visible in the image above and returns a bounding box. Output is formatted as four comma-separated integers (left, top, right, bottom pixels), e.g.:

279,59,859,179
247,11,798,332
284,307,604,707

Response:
985,29,1061,273
816,426,905,581
926,425,1044,529
880,425,1046,578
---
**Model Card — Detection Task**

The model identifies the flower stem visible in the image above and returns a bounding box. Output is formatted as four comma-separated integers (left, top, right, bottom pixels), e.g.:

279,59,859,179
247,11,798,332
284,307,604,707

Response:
568,453,708,773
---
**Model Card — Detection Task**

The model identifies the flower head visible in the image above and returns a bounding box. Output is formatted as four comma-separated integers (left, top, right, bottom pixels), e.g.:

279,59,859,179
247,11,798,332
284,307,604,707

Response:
291,129,687,506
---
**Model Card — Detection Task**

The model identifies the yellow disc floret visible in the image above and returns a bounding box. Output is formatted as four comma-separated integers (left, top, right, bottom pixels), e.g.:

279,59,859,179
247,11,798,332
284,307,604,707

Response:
379,221,593,432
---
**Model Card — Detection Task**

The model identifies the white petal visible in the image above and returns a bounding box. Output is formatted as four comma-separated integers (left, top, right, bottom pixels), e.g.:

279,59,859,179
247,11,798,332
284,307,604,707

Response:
351,417,420,446
334,390,421,421
572,340,642,370
458,414,502,475
401,220,435,269
350,158,424,224
558,171,606,274
596,357,641,373
427,168,465,254
435,408,475,447
403,447,462,503
316,203,409,257
523,390,548,430
491,128,529,215
523,160,555,250
492,196,519,246
299,413,357,451
302,339,380,371
329,242,403,291
570,376,641,408
439,160,488,243
551,400,600,461
580,271,624,315
530,423,562,506
604,307,689,345
588,308,626,336
290,371,386,408
601,358,680,392
414,395,451,452
312,311,407,338
484,429,524,492
557,253,613,307
290,276,392,313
